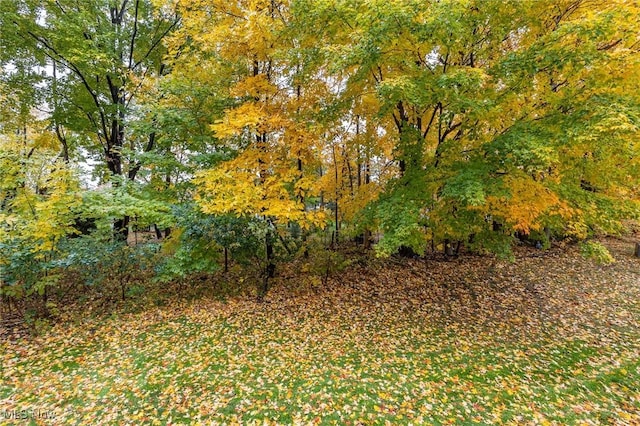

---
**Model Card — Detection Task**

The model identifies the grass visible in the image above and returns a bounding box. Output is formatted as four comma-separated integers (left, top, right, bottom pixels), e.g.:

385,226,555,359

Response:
1,238,640,425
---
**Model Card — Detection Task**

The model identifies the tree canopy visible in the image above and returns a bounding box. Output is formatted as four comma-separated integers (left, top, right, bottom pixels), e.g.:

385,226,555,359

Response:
1,0,639,300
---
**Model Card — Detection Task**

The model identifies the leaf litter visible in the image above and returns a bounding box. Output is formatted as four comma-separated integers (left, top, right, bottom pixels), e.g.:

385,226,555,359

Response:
1,237,639,425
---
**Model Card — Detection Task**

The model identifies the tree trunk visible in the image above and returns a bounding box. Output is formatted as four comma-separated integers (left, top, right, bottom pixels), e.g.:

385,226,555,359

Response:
444,239,455,257
114,216,129,242
154,225,163,240
362,155,371,250
259,232,276,302
107,133,129,242
266,239,275,279
331,143,339,246
363,229,371,250
635,242,640,258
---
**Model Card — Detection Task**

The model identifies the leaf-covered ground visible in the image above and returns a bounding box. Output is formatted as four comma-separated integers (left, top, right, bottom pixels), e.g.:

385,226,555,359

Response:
2,238,640,425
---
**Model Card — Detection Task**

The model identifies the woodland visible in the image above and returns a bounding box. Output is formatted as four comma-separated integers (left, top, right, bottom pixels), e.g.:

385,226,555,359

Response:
1,0,640,424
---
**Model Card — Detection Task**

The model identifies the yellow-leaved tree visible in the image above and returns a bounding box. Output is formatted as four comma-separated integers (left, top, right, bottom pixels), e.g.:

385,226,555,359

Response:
167,0,639,269
0,127,81,300
170,0,329,296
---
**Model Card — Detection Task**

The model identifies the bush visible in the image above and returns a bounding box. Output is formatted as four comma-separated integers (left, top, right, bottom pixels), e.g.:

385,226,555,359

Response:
0,237,60,300
59,236,160,300
580,241,615,265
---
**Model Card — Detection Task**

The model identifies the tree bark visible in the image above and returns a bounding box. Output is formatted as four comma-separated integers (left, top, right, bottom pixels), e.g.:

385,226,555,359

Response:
259,232,275,302
331,143,339,245
113,215,129,242
153,224,163,240
635,242,640,258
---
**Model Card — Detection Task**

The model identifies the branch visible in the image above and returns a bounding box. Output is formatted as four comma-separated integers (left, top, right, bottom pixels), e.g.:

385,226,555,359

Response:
392,112,402,132
128,0,139,69
106,74,120,104
23,29,111,143
597,38,622,51
132,16,181,70
442,120,462,141
422,103,440,139
118,0,130,24
54,1,67,14
128,131,155,181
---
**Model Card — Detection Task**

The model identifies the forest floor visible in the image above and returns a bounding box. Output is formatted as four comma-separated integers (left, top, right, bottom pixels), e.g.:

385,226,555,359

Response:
1,237,640,425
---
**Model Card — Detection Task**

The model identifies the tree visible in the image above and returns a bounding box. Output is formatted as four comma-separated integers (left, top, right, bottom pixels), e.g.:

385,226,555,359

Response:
0,124,80,303
0,0,180,239
297,0,640,256
166,0,640,262
169,0,327,295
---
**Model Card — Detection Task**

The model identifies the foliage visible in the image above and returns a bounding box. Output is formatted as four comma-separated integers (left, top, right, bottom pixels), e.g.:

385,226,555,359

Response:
0,0,180,178
169,0,640,258
0,237,59,299
579,240,616,265
155,205,263,281
294,0,640,255
78,181,175,236
2,240,640,423
0,130,80,300
60,236,158,291
1,0,639,300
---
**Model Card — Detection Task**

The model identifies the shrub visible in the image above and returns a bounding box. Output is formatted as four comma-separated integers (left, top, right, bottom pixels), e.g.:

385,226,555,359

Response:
580,241,615,265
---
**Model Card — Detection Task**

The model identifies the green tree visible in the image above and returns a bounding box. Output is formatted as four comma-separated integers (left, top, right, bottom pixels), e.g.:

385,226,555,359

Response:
0,0,180,239
297,0,640,256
